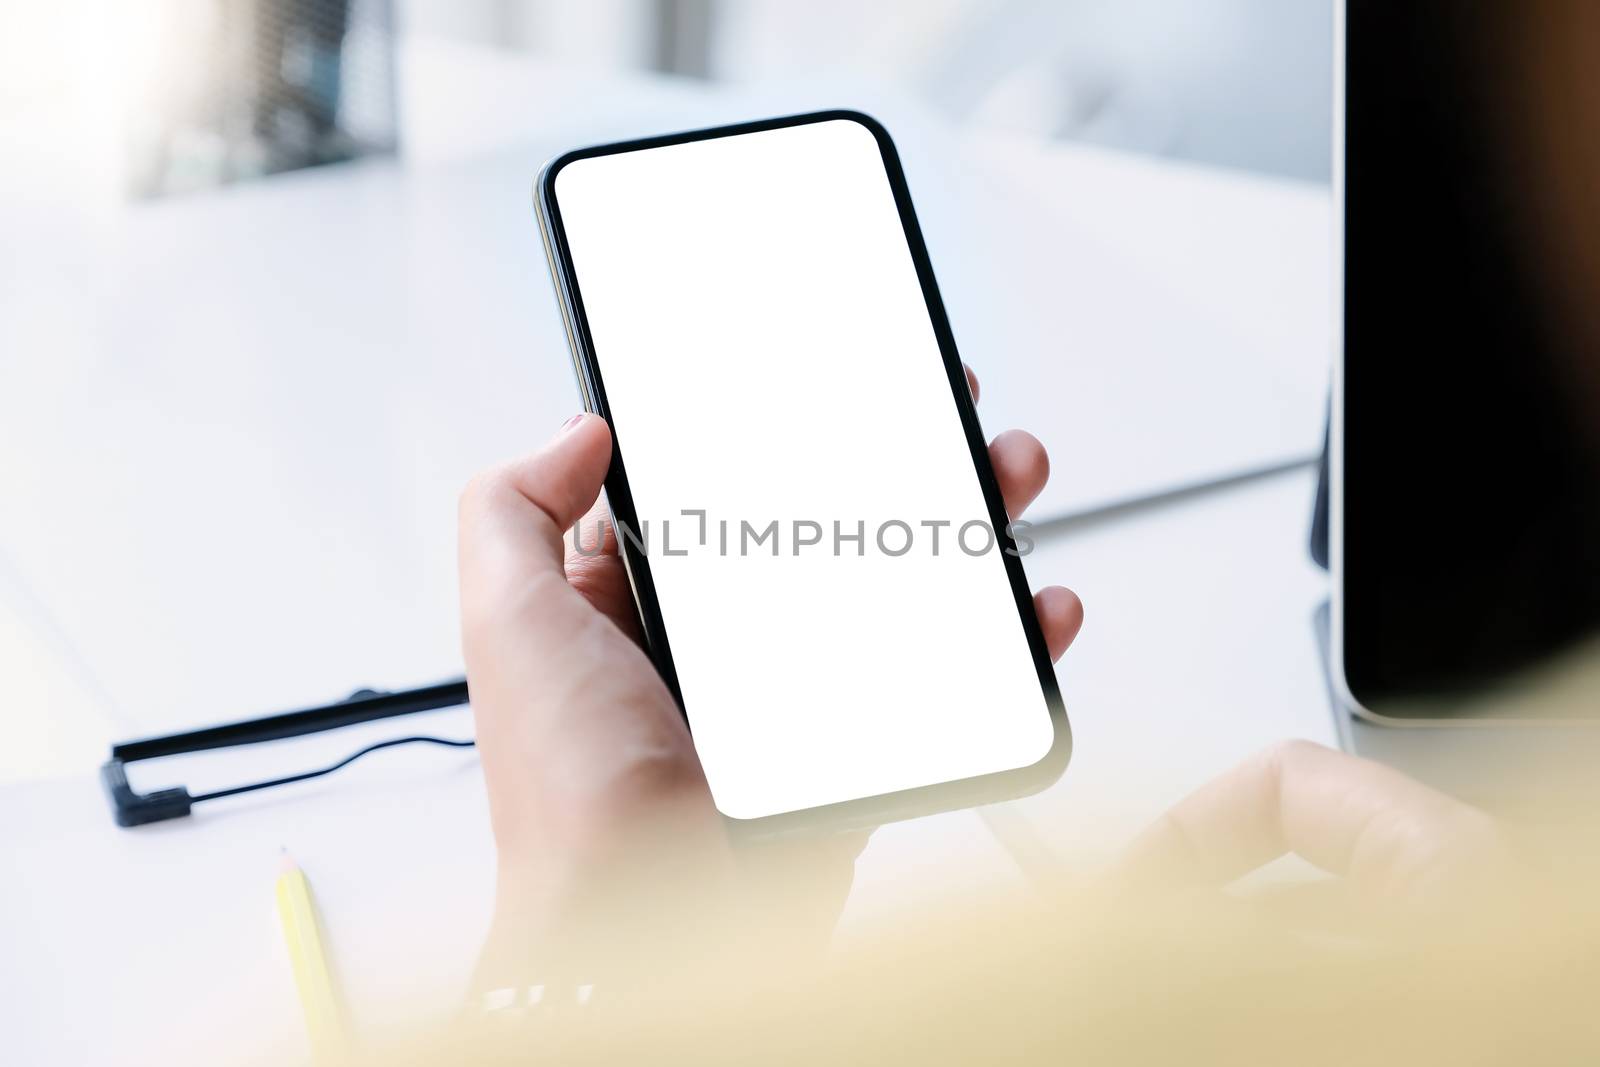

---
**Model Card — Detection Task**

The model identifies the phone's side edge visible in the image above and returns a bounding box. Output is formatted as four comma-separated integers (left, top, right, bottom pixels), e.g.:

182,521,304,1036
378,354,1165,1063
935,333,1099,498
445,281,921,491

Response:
533,158,692,719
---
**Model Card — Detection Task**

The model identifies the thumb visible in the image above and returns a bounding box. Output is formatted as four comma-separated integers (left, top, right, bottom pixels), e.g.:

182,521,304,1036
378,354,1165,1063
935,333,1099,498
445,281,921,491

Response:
458,412,612,657
458,413,725,910
460,412,613,572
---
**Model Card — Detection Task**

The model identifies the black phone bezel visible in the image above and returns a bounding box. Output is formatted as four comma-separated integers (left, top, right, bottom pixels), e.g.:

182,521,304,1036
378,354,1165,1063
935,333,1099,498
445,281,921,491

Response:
533,109,1071,836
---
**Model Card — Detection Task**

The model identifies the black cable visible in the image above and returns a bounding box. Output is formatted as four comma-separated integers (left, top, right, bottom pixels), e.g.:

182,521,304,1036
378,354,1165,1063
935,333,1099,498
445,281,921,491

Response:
190,735,476,804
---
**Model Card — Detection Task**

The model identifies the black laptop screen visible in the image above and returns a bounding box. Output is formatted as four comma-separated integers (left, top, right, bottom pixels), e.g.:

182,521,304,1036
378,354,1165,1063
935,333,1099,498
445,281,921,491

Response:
1341,0,1600,716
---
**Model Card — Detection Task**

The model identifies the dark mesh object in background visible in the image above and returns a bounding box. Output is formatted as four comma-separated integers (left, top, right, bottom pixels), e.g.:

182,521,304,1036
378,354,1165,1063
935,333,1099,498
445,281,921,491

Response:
129,0,397,198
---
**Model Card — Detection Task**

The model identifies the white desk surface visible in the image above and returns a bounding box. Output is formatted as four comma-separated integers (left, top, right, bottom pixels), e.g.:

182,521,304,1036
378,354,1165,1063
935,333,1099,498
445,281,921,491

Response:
0,41,1336,1064
0,466,1337,1065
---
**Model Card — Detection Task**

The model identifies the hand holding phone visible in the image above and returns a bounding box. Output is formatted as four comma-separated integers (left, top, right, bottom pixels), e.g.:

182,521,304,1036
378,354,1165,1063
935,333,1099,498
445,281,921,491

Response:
458,397,1082,978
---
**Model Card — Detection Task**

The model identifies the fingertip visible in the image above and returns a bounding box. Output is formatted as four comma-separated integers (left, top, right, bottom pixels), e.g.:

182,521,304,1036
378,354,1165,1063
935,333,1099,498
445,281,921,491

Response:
530,413,613,525
560,410,611,452
991,428,1051,517
553,410,612,460
1002,428,1050,482
562,416,616,501
1035,585,1085,662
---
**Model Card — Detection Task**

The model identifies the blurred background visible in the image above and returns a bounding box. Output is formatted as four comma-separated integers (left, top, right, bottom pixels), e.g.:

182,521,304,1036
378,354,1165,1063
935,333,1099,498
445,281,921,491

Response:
0,0,1334,790
2,0,1330,205
410,0,1331,177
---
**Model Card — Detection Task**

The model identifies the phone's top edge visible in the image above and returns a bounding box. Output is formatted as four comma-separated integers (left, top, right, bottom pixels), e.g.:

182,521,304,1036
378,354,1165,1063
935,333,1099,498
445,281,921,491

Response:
534,108,891,199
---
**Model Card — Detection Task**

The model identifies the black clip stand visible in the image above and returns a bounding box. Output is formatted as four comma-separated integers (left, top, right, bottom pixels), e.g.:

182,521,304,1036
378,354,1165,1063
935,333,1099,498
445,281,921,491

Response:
100,678,470,826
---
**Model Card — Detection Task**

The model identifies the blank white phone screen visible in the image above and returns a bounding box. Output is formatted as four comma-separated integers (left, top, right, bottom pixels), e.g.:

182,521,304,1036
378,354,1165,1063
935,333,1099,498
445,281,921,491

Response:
553,117,1055,820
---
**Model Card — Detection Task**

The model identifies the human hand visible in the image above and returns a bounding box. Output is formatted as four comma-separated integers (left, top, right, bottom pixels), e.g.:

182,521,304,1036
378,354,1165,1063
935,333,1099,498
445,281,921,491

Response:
1113,740,1520,920
458,366,1083,975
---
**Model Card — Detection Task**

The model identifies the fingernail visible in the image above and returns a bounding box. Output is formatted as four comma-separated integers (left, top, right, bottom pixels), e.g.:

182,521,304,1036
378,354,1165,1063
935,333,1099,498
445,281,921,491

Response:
561,412,586,433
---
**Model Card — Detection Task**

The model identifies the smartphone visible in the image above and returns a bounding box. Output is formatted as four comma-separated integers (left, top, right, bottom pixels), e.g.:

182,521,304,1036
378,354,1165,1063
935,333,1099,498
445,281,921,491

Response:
534,111,1069,834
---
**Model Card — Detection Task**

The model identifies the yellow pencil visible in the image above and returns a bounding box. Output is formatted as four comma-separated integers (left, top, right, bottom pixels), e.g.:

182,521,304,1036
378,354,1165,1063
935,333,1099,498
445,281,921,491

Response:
276,851,349,1064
